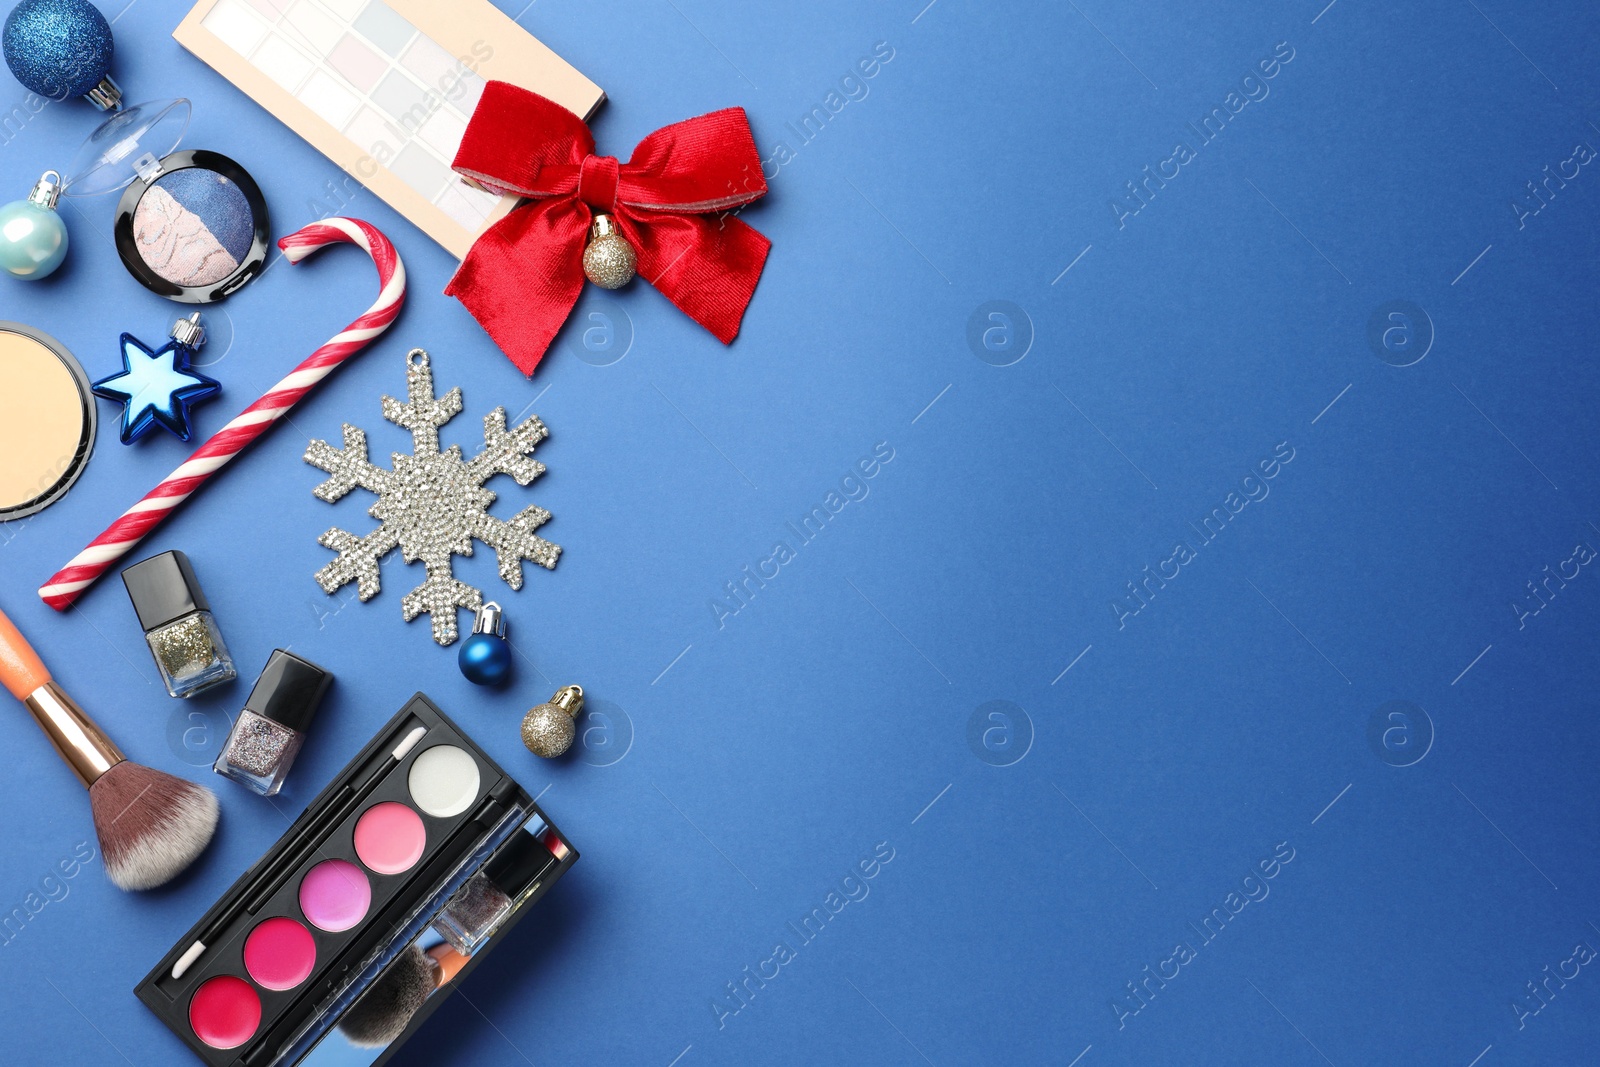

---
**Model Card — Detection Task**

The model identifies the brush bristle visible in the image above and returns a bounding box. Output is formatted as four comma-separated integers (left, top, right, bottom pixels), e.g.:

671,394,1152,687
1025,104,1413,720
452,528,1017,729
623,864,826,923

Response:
89,761,219,891
339,945,440,1047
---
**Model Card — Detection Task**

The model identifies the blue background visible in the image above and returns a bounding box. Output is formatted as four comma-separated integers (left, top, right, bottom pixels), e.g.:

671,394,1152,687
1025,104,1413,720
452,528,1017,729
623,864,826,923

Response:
2,0,1599,1064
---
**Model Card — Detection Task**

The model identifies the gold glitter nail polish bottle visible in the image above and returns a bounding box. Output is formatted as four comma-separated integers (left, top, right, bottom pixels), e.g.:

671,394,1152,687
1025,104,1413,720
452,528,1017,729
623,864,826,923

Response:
214,650,332,797
121,550,237,698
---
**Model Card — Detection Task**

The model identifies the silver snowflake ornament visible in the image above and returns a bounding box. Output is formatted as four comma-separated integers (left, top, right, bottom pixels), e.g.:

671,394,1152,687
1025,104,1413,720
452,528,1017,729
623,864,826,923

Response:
304,348,560,645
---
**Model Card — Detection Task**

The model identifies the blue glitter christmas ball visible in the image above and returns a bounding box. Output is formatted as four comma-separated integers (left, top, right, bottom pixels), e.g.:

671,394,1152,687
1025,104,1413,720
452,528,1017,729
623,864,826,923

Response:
3,0,114,100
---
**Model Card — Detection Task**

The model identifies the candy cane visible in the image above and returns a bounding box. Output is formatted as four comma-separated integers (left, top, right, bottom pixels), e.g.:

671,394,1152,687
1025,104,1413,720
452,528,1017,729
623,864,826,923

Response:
39,218,406,611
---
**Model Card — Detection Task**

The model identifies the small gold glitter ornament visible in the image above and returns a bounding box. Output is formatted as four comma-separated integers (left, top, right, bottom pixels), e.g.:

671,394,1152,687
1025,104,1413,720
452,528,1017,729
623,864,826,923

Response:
581,215,636,289
521,684,584,758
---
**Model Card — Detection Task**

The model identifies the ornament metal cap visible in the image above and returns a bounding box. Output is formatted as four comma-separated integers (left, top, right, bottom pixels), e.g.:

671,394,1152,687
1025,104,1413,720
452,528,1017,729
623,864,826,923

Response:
546,684,583,717
84,74,122,111
171,312,204,349
582,214,637,289
27,170,61,210
471,600,506,638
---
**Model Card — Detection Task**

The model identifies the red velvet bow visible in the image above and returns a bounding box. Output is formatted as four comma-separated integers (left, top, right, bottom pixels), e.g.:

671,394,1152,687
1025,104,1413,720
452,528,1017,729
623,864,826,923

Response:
446,82,771,375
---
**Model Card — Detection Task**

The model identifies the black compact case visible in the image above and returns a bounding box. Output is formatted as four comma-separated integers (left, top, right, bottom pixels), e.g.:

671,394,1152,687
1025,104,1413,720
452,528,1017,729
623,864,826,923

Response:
113,148,270,304
136,694,576,1067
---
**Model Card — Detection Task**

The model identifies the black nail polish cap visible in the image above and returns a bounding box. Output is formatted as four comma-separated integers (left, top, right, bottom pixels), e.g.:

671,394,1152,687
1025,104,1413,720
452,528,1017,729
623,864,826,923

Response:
484,826,558,898
245,650,334,734
122,550,212,632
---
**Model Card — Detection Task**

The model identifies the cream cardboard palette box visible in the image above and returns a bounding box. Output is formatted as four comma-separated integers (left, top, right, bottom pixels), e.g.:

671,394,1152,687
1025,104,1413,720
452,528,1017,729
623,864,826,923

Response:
173,0,604,257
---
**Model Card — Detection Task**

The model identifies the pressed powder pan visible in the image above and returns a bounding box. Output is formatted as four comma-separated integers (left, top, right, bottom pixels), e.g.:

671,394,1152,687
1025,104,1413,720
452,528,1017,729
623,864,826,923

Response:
0,322,96,521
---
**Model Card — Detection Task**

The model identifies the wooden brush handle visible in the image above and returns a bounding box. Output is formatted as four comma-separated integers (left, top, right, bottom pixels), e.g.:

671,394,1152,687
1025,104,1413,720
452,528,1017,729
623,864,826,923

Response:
0,604,51,699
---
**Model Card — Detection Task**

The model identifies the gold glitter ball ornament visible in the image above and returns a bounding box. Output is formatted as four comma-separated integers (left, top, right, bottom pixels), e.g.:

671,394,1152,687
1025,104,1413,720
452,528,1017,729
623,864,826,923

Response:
521,684,584,758
582,215,636,289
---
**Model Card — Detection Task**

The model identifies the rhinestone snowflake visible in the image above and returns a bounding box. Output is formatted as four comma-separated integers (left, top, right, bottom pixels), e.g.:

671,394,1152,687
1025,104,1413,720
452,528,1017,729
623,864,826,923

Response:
304,348,560,645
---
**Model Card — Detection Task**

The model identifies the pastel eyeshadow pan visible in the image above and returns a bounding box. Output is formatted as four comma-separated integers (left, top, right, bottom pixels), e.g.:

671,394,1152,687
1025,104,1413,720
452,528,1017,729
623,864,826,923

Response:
352,0,416,56
299,859,371,932
190,975,261,1049
133,168,256,287
353,801,427,874
328,32,386,91
407,744,480,817
243,917,317,991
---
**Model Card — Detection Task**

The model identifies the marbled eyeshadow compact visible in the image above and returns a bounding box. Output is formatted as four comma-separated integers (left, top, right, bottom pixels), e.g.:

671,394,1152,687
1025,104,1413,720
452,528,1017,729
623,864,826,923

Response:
117,148,268,299
64,98,270,303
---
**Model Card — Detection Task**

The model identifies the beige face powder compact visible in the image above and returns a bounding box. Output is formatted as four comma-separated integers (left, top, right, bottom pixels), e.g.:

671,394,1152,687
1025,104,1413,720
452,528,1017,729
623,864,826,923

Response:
0,322,96,521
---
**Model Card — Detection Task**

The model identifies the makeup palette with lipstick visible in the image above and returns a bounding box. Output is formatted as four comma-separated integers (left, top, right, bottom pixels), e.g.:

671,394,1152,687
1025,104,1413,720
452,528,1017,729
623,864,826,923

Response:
137,694,575,1066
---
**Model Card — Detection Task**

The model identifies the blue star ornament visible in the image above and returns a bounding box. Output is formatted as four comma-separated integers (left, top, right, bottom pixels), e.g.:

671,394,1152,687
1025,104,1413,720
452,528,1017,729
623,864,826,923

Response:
93,326,221,444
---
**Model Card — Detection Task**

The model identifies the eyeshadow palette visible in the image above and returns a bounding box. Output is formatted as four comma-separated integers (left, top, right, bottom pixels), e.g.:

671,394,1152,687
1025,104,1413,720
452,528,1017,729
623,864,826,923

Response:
137,694,576,1066
173,0,605,258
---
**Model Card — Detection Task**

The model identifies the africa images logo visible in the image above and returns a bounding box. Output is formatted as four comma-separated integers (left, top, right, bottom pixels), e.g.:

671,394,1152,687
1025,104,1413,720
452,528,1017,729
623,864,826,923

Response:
1108,42,1296,230
709,842,896,1030
1111,441,1295,629
1112,841,1296,1029
709,442,896,629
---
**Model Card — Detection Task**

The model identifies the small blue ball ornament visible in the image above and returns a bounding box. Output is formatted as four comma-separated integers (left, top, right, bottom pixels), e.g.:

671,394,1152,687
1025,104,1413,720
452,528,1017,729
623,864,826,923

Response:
3,0,121,109
0,170,67,279
458,601,512,686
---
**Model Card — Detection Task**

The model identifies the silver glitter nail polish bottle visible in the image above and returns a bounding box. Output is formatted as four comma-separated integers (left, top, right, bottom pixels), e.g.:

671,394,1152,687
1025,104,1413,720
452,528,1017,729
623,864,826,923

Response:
432,820,559,955
214,650,333,797
122,550,237,698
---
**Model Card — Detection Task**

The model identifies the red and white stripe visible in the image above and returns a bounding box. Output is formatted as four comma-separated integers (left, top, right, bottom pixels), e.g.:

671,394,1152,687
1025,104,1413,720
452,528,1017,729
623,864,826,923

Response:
39,218,406,611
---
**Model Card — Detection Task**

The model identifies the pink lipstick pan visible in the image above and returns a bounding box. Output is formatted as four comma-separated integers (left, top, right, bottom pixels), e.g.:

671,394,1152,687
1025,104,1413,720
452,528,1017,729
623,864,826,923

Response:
136,694,575,1066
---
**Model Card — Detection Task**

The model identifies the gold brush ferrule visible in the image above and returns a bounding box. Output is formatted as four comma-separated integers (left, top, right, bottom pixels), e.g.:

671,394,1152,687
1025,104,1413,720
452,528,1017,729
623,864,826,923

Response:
23,682,124,788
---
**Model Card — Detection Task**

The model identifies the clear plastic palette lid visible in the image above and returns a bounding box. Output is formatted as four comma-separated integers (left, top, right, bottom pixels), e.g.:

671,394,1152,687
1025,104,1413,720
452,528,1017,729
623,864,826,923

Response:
62,98,191,197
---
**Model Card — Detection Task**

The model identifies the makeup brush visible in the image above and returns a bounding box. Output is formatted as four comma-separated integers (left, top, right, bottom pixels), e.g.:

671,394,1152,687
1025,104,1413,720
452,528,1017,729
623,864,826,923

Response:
0,605,219,891
339,943,468,1047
